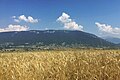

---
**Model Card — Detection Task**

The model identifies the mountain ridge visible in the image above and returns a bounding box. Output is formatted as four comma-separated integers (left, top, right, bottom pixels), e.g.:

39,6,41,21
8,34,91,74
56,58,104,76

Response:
0,30,116,49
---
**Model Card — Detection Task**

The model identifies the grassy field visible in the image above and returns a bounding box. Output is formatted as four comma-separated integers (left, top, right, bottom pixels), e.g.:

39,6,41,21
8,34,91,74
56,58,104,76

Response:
0,49,120,80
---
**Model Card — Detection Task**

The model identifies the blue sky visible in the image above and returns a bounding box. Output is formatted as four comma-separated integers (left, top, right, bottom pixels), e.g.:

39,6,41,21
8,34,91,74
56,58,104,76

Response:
0,0,120,38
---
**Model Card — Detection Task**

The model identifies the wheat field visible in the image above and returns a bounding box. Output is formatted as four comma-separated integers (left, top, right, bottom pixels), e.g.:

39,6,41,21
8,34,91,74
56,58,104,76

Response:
0,49,120,80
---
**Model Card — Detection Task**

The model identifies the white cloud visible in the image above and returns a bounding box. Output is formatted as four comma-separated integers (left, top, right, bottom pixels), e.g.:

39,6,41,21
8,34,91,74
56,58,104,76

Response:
95,22,120,38
18,15,27,22
0,24,29,32
12,16,16,19
57,13,72,23
13,15,38,23
27,16,38,23
14,19,20,23
57,12,83,31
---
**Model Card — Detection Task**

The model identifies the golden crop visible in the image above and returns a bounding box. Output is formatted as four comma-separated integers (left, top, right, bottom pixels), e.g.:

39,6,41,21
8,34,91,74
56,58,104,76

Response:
0,49,120,80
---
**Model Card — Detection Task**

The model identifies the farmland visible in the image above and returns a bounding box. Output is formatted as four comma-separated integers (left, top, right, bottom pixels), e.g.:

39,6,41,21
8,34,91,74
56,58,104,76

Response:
0,49,120,80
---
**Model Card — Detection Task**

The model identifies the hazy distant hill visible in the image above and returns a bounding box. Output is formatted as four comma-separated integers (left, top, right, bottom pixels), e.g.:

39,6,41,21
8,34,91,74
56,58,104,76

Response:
104,37,120,44
0,30,115,48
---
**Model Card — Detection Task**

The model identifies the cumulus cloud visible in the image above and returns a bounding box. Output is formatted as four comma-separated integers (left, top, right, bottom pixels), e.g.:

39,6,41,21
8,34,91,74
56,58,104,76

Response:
57,12,83,31
18,15,27,22
95,22,120,38
0,24,29,32
12,15,38,23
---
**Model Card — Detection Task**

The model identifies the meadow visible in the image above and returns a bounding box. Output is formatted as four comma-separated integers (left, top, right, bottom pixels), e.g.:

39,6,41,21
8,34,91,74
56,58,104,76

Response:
0,49,120,80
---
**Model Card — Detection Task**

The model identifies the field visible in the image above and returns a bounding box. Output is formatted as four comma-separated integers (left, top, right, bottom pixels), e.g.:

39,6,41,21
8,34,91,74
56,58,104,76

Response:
0,49,120,80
